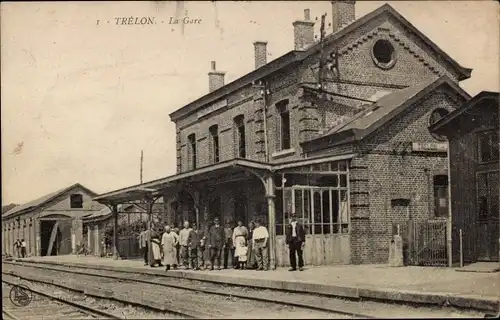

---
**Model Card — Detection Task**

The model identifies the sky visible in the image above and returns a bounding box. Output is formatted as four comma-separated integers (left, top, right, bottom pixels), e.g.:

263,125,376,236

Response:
1,1,499,204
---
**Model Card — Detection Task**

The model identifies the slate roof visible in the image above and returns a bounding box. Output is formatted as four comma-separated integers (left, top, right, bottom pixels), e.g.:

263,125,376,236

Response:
327,79,436,135
3,183,98,218
169,3,472,121
301,76,471,150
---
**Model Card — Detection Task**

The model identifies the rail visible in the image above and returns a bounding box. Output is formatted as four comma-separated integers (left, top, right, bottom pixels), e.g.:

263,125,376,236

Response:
2,278,122,319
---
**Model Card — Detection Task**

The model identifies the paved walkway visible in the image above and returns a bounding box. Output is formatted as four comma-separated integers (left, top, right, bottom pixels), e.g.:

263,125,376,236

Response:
11,255,500,312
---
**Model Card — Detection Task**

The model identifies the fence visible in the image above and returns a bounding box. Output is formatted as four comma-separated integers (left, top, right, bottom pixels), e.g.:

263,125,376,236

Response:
117,235,141,259
393,219,448,266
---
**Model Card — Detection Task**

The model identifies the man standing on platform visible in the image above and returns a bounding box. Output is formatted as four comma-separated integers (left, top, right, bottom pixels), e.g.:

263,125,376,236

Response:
223,219,235,269
188,223,204,270
179,221,192,269
207,217,225,270
138,225,149,266
285,212,305,271
252,219,269,271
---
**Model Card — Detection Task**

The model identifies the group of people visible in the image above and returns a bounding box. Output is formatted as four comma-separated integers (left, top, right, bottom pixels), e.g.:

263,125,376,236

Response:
137,212,307,273
138,217,274,272
12,239,27,258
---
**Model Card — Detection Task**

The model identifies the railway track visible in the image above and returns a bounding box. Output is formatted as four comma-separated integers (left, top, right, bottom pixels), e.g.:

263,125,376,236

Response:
2,279,121,320
3,261,486,319
3,262,349,319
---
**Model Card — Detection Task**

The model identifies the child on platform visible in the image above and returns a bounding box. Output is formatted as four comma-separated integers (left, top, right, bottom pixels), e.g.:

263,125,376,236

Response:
237,238,248,270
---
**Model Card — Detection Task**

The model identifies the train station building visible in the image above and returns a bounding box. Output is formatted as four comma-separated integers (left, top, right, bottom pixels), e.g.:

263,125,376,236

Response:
93,2,474,267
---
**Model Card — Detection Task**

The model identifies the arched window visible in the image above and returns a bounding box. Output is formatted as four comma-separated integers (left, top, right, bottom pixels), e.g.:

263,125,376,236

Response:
234,115,246,158
209,125,220,163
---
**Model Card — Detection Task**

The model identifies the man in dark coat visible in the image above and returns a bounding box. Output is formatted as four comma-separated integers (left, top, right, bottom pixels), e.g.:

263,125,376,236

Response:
285,212,306,271
207,217,225,270
187,223,205,270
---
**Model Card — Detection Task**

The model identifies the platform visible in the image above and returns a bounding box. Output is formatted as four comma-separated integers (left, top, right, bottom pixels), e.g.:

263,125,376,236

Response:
11,255,500,313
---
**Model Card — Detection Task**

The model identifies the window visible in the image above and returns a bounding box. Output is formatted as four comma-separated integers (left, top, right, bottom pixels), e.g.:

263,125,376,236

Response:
188,133,197,170
277,100,291,150
372,39,396,69
429,108,450,141
477,171,499,221
234,115,246,158
70,194,83,209
478,130,499,164
433,175,448,218
275,161,350,235
209,125,220,163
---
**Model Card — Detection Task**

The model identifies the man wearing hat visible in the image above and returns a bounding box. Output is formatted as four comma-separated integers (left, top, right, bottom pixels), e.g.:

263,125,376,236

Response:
285,212,305,271
207,217,225,270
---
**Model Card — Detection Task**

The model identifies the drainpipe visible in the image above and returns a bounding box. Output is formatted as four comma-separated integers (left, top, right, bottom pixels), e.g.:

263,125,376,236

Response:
262,80,270,163
446,140,453,267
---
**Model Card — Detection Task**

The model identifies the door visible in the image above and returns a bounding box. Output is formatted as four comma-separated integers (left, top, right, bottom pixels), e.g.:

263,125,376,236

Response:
476,171,499,261
209,196,222,223
234,191,247,225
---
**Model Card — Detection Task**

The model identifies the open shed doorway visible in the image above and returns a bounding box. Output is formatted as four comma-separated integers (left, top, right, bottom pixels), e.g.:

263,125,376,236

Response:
40,220,62,256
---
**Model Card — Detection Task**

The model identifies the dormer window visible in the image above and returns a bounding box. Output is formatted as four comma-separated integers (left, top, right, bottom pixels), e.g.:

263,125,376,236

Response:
277,100,291,150
70,194,83,209
209,125,220,163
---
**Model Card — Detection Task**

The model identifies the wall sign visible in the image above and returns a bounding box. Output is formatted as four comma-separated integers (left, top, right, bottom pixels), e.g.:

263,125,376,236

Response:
197,99,228,119
412,142,448,153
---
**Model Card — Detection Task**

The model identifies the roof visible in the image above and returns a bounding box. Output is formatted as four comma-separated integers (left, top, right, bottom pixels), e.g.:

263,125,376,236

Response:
430,91,500,134
93,158,273,204
81,204,147,222
328,79,436,135
81,207,112,222
169,3,471,122
2,204,18,215
93,153,356,204
3,183,98,218
302,75,471,150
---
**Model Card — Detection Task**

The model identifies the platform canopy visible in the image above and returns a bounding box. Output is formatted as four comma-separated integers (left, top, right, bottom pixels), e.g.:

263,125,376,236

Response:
93,158,273,205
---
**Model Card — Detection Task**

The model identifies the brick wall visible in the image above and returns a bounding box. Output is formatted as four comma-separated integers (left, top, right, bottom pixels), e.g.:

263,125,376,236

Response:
348,90,461,264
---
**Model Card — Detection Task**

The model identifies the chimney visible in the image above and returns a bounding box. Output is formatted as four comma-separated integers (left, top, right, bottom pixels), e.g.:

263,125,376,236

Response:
292,9,315,50
331,1,356,33
208,61,226,93
253,41,268,69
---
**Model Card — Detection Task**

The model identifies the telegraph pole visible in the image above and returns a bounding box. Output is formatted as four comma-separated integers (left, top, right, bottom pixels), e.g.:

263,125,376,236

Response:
318,13,327,90
140,150,144,184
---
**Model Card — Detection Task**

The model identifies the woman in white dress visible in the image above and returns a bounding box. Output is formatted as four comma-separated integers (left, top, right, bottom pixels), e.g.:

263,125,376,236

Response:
232,220,248,269
161,226,179,272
